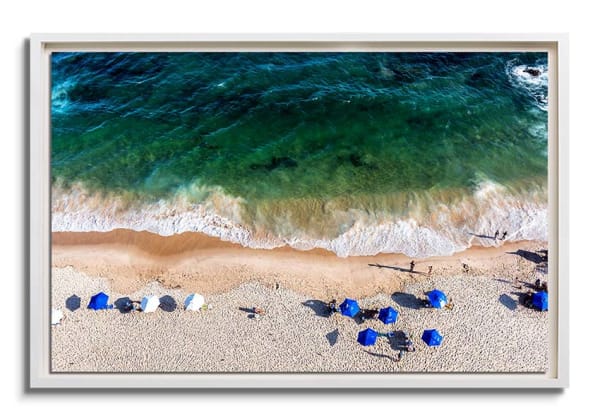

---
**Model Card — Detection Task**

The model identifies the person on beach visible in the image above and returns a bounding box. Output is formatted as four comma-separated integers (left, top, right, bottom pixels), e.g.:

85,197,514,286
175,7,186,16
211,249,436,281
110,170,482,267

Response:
523,291,534,308
409,261,415,272
428,266,433,276
130,300,142,312
359,308,379,322
501,231,508,240
535,279,548,292
253,307,266,316
124,300,134,312
398,336,415,361
328,299,338,315
494,230,499,240
513,276,522,289
462,263,470,274
405,337,415,353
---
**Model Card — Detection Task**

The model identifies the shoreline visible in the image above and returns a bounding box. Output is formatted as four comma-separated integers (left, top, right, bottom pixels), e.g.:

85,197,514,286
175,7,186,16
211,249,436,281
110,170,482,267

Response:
52,229,547,300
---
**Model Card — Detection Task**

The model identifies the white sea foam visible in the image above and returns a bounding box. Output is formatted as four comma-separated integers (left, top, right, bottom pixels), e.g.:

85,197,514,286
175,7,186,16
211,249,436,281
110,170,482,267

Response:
506,61,548,111
51,79,76,114
52,181,547,258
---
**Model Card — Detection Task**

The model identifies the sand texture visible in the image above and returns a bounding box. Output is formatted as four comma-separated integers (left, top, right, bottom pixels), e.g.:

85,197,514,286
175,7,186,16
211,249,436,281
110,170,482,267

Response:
51,233,549,372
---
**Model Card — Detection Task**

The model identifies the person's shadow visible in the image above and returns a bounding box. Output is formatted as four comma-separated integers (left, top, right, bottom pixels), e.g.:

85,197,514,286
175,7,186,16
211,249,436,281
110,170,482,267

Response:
368,263,423,274
469,232,497,240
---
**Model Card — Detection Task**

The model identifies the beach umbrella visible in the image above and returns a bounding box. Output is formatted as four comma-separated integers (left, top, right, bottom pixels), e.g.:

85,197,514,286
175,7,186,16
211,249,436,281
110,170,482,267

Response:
532,291,548,311
184,293,205,311
357,328,378,346
378,306,398,324
339,298,360,318
427,289,448,309
140,295,160,313
87,292,110,310
51,309,64,325
421,329,443,347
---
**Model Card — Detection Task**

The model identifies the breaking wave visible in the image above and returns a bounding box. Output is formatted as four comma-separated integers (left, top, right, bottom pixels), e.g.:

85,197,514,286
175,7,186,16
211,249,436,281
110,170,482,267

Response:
52,180,547,258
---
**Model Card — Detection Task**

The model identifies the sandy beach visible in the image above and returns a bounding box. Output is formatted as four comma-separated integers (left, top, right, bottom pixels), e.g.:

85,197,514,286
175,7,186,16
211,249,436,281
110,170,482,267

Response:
51,230,549,372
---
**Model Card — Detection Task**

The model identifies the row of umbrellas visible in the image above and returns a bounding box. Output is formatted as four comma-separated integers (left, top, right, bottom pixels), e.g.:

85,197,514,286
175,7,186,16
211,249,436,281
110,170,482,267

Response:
52,291,207,325
357,328,443,347
338,292,446,349
87,291,206,311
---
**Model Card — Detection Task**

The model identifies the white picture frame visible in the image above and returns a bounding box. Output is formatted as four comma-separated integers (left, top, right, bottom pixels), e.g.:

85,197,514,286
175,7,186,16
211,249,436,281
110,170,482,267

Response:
30,33,569,389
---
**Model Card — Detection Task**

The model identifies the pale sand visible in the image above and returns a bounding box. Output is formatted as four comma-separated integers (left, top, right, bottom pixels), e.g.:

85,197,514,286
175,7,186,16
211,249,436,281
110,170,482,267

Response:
52,230,548,300
51,230,549,372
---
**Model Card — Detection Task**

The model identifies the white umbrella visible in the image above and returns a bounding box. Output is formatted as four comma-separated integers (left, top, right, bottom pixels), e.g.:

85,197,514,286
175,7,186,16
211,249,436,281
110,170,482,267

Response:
184,293,205,311
140,295,160,313
51,309,64,325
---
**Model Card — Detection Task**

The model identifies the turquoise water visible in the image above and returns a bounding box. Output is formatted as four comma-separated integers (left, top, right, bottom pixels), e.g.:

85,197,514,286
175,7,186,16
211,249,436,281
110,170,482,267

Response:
51,52,548,257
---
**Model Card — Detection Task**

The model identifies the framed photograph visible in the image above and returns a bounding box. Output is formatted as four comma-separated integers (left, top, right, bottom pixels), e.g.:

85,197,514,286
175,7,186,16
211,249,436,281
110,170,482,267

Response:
30,33,568,388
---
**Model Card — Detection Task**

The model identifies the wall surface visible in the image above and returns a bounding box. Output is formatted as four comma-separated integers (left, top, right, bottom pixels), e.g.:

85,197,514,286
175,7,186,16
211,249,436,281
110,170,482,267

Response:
1,0,595,416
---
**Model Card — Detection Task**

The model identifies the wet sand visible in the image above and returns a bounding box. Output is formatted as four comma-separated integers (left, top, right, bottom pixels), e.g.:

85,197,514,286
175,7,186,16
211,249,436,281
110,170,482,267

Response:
52,229,548,300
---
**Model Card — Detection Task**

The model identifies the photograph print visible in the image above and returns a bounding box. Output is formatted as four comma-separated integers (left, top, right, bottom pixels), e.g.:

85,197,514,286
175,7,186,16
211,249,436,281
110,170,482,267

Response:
50,51,550,373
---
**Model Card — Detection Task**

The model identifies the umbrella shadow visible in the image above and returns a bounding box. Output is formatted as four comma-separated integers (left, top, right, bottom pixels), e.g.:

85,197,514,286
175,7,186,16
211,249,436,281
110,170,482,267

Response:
506,249,544,264
368,263,424,275
391,292,424,310
510,291,534,308
159,295,177,312
114,297,133,313
65,294,81,312
302,300,331,317
350,309,378,325
326,329,339,346
499,293,517,311
385,331,409,351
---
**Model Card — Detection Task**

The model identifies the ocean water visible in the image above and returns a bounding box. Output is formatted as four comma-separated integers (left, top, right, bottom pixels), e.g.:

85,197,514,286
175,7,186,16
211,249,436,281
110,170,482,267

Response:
51,52,548,257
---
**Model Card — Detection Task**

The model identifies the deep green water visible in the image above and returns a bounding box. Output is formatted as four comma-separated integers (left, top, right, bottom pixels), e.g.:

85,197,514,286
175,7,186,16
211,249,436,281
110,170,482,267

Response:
51,52,548,257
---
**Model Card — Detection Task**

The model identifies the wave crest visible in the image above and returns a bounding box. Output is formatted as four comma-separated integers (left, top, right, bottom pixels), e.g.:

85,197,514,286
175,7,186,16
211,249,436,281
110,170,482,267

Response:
52,180,547,258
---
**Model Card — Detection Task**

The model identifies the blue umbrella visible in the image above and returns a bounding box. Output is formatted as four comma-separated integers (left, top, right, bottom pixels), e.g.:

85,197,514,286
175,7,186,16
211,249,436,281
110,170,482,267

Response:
427,289,448,309
357,328,378,346
87,292,110,310
422,329,443,346
378,306,398,324
532,291,548,311
339,298,360,318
